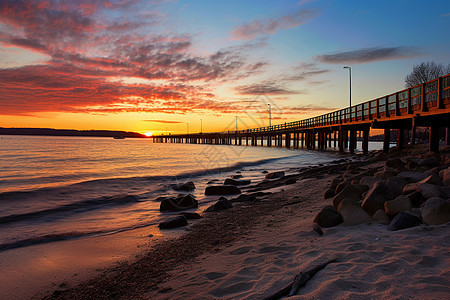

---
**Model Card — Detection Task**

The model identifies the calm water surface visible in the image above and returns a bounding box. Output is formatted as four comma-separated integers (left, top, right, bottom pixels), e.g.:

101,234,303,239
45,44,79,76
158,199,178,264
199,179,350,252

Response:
0,135,373,251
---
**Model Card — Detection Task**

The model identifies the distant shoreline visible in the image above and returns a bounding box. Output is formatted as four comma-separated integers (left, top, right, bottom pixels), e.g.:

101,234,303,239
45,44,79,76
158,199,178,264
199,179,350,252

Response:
0,127,149,138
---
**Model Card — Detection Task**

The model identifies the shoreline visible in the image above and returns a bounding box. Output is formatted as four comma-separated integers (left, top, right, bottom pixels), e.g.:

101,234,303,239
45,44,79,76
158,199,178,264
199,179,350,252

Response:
5,144,450,299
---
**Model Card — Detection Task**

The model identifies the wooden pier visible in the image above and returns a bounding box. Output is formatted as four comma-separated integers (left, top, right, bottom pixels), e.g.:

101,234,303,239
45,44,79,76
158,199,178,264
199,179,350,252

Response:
153,74,450,154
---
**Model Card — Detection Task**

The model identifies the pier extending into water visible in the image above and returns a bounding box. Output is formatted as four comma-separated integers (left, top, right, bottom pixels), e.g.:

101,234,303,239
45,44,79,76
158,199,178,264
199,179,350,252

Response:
153,74,450,154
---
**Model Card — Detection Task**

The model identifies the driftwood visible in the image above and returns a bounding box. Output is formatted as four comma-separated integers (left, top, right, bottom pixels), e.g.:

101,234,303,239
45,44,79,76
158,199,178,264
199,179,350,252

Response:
263,259,337,300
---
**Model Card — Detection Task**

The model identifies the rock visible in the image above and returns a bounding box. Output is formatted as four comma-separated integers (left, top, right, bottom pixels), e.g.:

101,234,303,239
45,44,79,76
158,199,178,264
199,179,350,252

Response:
361,181,388,216
313,206,343,228
385,176,408,200
160,195,198,212
407,160,419,170
335,180,350,195
158,216,188,229
360,176,382,187
332,184,369,207
407,191,426,207
386,157,406,169
230,194,257,203
285,178,297,185
205,197,233,212
373,209,390,225
262,170,268,174
418,183,443,199
384,195,412,215
421,197,450,225
265,171,285,179
403,174,443,194
324,188,335,199
231,174,243,179
207,179,220,184
418,156,440,167
398,171,428,183
205,185,241,195
179,212,202,219
171,181,196,191
440,167,450,186
223,178,251,186
387,211,421,231
330,177,343,189
337,198,372,226
374,167,398,179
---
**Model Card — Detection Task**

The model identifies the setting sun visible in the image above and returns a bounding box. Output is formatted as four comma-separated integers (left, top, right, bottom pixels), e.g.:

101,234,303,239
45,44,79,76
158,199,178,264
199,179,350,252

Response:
144,132,153,137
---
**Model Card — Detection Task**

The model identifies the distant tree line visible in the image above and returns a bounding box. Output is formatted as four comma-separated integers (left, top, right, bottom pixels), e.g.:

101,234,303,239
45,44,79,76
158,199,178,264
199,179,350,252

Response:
0,127,148,138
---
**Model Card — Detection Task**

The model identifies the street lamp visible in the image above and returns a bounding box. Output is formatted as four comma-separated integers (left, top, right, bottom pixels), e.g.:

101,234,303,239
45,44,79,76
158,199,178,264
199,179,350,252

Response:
200,119,202,134
268,104,271,127
235,116,238,131
187,122,189,134
343,66,352,118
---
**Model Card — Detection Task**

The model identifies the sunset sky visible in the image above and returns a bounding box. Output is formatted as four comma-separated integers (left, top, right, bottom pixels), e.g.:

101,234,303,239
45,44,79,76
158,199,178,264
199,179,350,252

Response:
1,0,449,135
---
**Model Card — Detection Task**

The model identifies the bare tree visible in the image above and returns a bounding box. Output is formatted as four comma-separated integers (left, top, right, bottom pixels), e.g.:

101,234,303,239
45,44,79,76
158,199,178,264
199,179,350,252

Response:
405,62,450,88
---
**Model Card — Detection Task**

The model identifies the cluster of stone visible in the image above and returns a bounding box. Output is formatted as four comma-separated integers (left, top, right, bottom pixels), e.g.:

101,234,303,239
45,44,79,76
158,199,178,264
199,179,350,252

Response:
315,150,450,231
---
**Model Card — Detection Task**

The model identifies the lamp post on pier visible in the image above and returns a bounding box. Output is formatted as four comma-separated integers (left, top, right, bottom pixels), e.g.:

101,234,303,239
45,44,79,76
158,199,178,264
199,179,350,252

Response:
200,119,202,134
343,66,352,119
268,104,271,127
186,123,189,134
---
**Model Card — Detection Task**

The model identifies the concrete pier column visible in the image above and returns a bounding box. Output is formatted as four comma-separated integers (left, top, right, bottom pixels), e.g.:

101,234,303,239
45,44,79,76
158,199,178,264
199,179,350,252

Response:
338,130,344,153
349,128,357,154
397,128,405,149
362,128,370,155
383,128,391,153
429,121,440,153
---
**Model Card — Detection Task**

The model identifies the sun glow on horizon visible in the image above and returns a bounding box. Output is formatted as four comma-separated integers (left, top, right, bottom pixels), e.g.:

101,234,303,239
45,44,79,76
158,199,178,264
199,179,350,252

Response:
144,131,153,137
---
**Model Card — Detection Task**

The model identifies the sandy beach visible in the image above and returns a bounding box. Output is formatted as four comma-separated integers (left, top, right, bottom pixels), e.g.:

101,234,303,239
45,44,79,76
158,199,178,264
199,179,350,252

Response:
35,144,450,300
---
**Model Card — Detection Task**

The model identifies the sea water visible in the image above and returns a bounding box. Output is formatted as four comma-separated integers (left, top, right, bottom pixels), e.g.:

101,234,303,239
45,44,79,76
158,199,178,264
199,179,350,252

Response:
0,135,380,252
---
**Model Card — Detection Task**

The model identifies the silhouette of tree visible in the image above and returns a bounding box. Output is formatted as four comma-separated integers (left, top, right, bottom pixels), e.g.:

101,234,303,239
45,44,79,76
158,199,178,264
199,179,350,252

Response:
405,62,450,87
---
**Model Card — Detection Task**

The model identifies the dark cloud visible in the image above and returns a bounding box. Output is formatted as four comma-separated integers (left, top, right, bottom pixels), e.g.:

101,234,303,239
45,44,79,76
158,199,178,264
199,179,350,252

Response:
234,82,302,95
315,47,420,64
231,9,319,40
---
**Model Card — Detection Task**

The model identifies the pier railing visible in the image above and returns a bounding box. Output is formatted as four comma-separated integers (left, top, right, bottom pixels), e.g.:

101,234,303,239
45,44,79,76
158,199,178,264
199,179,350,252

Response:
156,74,450,137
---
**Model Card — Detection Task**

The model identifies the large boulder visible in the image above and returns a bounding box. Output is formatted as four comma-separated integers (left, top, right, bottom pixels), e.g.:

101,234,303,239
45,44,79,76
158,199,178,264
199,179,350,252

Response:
332,184,369,207
171,181,196,191
374,167,398,179
360,176,382,187
205,197,233,212
158,216,188,229
160,195,198,212
418,156,440,167
361,181,388,216
421,197,450,225
230,194,257,203
324,188,335,199
398,171,429,183
231,174,243,179
403,174,443,195
385,176,408,200
313,206,343,228
224,178,251,186
440,167,450,186
265,171,285,179
387,211,421,231
384,195,412,215
386,157,406,169
373,209,390,225
337,198,372,226
205,185,241,195
417,183,443,199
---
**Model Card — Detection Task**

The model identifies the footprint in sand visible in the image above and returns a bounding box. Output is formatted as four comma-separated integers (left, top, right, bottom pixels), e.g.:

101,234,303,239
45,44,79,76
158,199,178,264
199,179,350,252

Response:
205,272,227,280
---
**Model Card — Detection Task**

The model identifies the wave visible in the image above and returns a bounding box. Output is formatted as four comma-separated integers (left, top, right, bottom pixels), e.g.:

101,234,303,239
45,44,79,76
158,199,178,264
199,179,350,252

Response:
0,194,142,225
0,154,296,202
0,221,157,252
